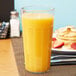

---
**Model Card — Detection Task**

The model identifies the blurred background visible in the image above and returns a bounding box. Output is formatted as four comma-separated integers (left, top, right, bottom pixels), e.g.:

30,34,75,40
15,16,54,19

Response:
15,0,76,31
0,0,14,22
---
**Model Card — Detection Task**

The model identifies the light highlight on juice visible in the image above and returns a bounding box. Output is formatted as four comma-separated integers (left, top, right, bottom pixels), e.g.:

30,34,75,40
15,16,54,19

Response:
22,13,54,72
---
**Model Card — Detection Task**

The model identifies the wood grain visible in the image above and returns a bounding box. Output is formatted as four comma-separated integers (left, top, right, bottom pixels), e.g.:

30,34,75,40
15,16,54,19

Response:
0,39,19,76
12,37,76,76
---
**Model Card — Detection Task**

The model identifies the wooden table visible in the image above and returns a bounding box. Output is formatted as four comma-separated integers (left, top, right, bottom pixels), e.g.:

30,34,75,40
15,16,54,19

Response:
0,39,19,76
11,37,76,76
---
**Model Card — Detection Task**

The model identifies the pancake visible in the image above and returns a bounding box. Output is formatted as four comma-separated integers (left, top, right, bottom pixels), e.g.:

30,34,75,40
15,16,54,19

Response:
56,26,76,45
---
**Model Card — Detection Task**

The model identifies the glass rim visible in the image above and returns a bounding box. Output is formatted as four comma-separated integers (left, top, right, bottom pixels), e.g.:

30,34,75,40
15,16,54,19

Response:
21,5,55,12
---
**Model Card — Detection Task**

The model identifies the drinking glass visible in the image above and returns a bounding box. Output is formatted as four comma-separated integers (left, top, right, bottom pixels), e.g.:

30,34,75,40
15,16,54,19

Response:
21,5,54,73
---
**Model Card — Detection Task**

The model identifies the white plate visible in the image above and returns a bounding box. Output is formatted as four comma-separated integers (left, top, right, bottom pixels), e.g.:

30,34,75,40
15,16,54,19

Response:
52,48,76,55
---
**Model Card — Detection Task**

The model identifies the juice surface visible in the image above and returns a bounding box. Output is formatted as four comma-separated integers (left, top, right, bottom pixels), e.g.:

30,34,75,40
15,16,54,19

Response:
22,13,54,72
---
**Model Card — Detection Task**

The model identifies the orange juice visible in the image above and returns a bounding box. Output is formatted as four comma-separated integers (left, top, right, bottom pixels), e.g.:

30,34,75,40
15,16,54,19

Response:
22,13,54,73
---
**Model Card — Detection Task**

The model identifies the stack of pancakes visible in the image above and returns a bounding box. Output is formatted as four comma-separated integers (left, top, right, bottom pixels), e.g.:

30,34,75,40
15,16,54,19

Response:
56,26,76,45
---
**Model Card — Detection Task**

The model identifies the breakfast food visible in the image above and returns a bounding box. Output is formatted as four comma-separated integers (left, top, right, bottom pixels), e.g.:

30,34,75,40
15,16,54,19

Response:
71,43,76,50
52,38,56,41
52,40,64,48
52,25,76,50
57,26,76,44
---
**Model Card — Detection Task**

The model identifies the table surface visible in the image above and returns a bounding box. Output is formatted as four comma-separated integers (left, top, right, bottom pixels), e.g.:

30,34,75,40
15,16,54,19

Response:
0,39,19,76
11,37,76,76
